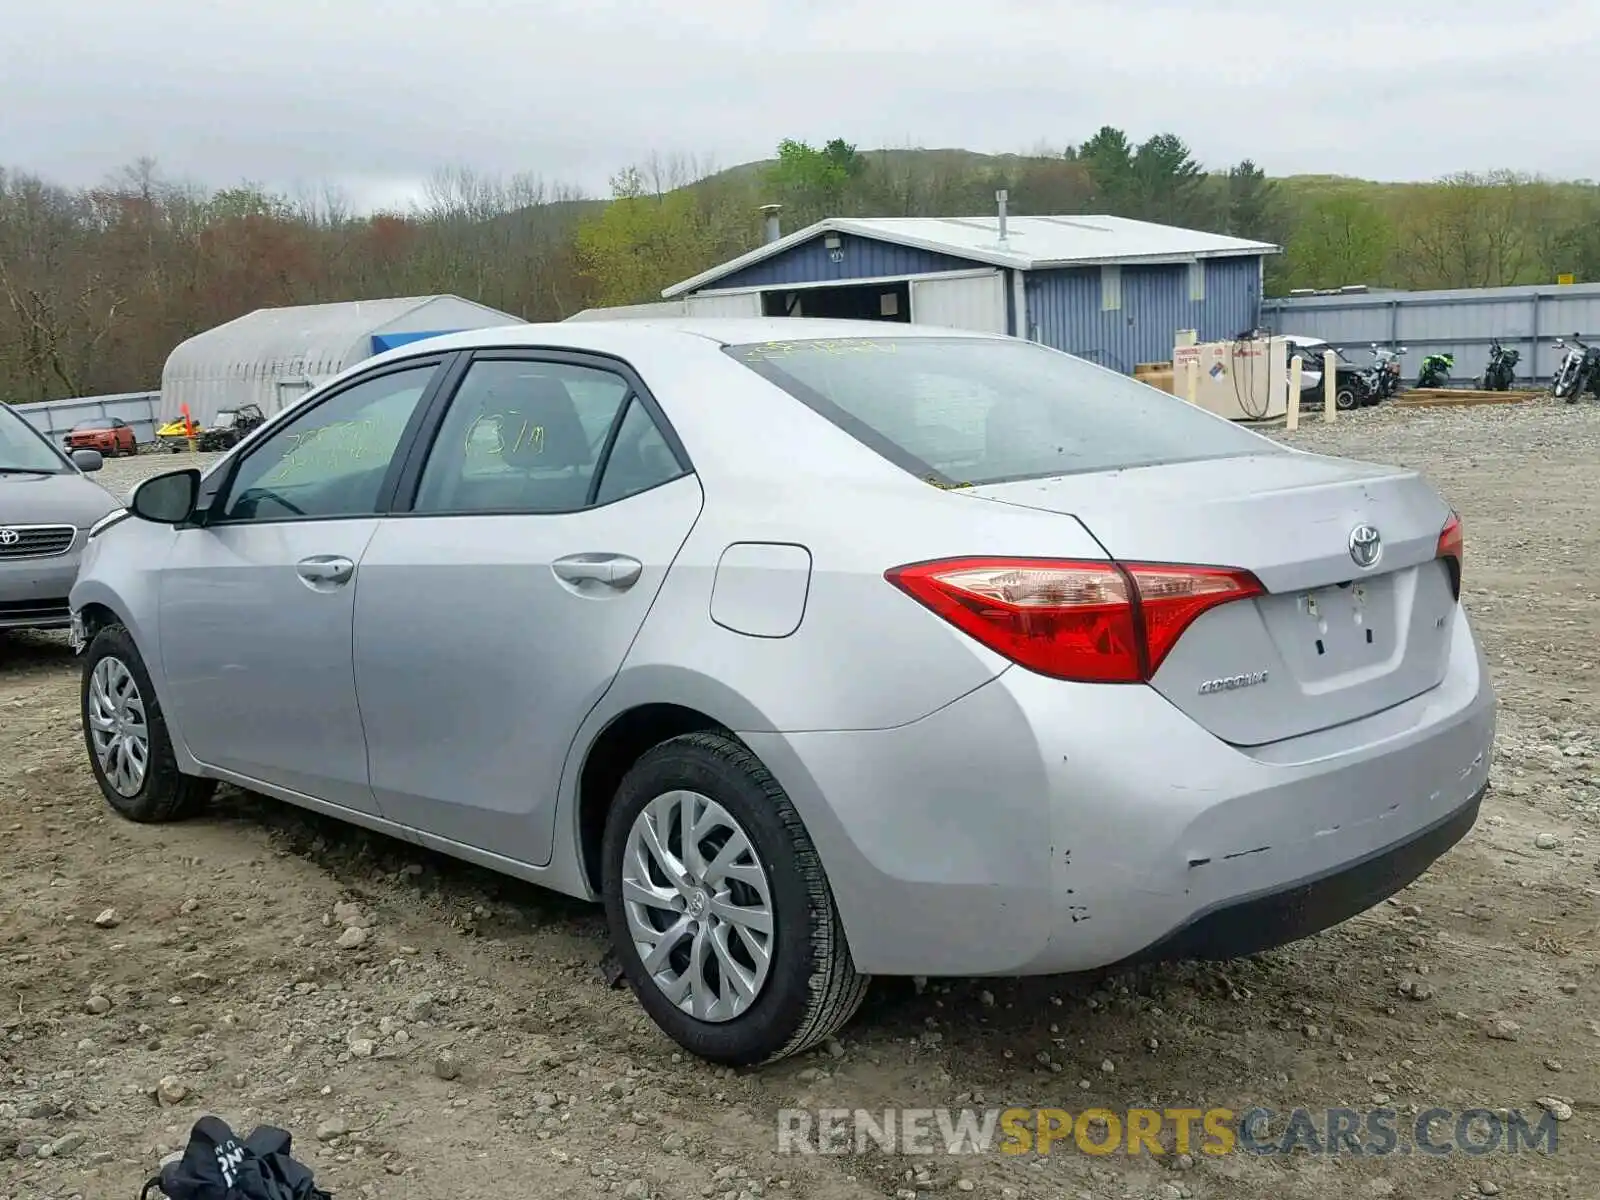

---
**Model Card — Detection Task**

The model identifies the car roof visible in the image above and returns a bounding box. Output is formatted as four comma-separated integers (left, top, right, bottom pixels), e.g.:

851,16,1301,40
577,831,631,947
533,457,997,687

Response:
372,317,999,362
280,318,1019,498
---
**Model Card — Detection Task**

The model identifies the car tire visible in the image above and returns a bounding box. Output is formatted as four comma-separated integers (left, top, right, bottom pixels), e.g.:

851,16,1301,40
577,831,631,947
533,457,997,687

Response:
1336,386,1359,411
81,622,215,823
601,731,869,1066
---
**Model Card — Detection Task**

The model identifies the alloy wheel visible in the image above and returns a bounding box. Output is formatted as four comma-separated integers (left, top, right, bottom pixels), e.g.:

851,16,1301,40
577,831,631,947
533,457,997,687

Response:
620,789,775,1022
87,656,149,797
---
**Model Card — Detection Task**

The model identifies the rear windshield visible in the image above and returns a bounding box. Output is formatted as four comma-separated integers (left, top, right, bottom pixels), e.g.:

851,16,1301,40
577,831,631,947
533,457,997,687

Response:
724,336,1279,486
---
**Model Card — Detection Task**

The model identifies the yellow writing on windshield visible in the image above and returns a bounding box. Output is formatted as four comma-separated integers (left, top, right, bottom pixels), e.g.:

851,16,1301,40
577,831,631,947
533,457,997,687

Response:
261,418,383,486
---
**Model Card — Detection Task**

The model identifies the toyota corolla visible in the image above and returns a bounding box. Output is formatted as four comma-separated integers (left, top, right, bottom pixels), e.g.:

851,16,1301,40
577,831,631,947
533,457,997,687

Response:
68,319,1495,1065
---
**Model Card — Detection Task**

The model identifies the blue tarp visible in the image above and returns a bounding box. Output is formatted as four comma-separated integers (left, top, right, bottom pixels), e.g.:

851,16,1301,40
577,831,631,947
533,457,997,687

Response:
370,330,463,355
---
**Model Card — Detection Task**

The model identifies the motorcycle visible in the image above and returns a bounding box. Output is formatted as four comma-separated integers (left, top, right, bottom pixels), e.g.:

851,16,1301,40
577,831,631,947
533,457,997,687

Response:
1361,343,1407,402
1551,335,1600,402
1480,339,1519,391
1415,352,1454,389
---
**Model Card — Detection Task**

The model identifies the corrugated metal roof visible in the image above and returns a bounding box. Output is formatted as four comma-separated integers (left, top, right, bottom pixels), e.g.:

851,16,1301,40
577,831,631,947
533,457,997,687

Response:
662,215,1280,298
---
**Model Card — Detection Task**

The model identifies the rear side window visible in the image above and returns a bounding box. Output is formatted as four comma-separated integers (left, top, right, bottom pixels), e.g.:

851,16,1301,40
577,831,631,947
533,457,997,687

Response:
724,336,1279,486
411,359,685,514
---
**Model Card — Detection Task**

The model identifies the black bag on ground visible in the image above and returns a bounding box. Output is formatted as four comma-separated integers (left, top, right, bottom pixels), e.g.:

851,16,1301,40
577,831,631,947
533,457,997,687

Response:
139,1115,332,1200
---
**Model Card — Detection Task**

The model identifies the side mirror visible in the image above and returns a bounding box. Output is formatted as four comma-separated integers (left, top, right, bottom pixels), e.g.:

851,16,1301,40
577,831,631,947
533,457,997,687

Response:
130,469,200,525
71,448,103,472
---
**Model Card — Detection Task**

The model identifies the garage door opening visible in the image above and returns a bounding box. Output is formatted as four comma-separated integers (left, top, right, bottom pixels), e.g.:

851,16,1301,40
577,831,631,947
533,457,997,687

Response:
762,282,911,323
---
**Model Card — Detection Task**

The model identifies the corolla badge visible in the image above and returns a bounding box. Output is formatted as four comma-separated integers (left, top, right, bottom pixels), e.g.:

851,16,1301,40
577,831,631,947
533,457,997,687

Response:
1198,670,1269,695
1348,523,1382,569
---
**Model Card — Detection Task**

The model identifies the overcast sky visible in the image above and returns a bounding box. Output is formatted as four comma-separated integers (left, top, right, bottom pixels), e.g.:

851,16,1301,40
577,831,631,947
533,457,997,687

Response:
6,0,1596,212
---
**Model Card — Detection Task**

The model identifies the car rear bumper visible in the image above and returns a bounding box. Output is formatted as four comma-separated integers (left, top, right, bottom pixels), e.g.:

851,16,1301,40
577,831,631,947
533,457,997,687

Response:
745,607,1495,977
0,553,82,630
1108,780,1482,967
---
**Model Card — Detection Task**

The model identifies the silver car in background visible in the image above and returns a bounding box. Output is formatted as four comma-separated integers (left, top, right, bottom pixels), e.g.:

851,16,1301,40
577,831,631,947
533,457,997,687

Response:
0,402,120,632
69,319,1495,1065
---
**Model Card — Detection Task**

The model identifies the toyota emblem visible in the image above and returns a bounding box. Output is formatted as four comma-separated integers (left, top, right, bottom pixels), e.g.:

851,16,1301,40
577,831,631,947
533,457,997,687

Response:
0,528,20,546
1348,523,1382,569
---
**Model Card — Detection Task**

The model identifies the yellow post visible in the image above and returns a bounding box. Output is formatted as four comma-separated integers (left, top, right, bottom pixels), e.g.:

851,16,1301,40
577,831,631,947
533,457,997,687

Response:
1287,355,1303,430
1324,350,1338,422
1185,359,1199,406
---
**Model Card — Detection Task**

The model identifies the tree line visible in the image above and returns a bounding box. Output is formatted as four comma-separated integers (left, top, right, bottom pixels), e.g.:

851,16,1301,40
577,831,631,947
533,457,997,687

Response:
3,130,1598,403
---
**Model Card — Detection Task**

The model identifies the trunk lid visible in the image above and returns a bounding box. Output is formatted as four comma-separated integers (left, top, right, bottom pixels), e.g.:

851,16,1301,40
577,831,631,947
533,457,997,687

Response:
967,451,1458,746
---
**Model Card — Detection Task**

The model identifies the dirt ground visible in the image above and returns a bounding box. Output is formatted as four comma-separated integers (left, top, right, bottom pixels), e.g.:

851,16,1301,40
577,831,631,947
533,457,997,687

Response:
3,400,1597,1200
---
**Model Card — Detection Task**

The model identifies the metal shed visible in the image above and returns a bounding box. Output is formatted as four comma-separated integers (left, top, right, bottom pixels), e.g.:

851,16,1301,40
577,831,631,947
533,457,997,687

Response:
660,208,1279,373
1263,282,1600,386
160,295,523,425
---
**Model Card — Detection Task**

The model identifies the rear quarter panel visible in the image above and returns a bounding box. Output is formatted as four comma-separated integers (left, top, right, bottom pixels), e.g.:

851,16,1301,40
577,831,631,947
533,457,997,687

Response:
614,476,1111,733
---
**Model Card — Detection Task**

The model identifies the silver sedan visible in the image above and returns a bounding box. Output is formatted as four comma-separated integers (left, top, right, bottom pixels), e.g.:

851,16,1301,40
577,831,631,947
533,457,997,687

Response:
0,401,120,631
69,319,1495,1065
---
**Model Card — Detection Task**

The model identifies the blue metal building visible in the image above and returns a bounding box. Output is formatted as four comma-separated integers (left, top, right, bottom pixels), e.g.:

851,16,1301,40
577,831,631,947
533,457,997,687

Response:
661,212,1279,373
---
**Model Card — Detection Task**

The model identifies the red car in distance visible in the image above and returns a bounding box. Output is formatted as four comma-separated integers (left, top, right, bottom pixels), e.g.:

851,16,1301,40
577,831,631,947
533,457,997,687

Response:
64,417,138,457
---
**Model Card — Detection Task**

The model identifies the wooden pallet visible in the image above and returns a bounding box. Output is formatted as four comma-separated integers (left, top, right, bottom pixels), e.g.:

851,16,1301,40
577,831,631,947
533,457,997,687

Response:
1393,388,1537,407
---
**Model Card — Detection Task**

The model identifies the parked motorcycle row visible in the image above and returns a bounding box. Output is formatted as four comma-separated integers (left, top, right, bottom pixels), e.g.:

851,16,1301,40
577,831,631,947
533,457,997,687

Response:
1313,336,1597,402
1412,340,1521,391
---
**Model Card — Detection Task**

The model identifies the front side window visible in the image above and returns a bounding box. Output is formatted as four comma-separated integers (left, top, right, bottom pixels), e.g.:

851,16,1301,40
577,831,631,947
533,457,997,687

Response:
413,359,681,514
725,336,1281,486
215,363,438,522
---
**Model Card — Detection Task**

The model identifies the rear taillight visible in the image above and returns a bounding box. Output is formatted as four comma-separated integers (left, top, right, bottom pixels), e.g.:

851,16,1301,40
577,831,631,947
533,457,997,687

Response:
1436,512,1463,599
885,557,1263,684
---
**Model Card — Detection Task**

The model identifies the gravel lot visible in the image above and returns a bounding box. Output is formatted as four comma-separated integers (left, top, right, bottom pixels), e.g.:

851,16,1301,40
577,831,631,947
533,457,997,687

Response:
3,399,1597,1200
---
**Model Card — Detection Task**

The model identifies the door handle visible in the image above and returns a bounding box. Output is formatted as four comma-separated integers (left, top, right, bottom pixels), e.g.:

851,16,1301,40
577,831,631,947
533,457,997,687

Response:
295,555,355,585
551,553,643,591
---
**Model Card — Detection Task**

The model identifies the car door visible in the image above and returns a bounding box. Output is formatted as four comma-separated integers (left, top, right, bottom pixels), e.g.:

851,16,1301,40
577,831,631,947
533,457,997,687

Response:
157,357,449,812
351,352,704,866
